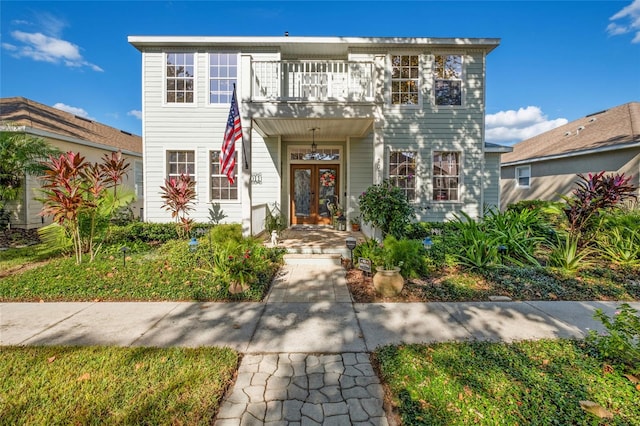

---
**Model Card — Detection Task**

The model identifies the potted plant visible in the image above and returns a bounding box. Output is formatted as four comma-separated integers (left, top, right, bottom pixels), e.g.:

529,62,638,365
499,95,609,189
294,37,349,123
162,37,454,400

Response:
350,216,361,232
371,237,405,297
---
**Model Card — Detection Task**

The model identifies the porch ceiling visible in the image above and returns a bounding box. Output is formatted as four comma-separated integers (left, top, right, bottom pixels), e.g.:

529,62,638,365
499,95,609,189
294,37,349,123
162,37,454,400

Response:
252,118,373,141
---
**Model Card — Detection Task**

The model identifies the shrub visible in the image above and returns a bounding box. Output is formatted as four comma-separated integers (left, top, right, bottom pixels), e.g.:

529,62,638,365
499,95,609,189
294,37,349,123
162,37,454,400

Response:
547,231,593,273
358,180,415,239
561,171,637,237
160,174,196,238
587,303,640,371
449,212,501,269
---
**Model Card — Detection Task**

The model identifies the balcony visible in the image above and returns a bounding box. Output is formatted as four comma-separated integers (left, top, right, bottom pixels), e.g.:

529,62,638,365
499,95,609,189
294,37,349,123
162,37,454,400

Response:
251,60,376,102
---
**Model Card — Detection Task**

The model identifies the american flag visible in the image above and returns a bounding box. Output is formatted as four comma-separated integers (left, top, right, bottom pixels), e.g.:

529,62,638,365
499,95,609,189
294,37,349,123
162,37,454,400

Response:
220,87,242,184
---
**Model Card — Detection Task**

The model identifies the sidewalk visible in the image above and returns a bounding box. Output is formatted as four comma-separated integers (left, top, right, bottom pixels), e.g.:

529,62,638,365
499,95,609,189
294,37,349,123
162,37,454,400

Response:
2,262,638,425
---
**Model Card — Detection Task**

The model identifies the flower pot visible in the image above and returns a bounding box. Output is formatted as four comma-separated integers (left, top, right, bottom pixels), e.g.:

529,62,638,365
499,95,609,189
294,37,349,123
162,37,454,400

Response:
351,224,360,232
373,267,404,297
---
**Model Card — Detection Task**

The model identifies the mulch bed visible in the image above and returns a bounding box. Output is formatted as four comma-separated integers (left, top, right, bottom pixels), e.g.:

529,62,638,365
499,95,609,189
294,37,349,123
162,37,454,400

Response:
0,228,40,249
346,268,435,303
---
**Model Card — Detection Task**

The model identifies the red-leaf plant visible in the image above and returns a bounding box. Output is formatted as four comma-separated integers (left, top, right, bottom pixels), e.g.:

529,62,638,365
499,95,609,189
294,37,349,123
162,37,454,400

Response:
160,174,196,238
40,151,133,263
562,171,637,240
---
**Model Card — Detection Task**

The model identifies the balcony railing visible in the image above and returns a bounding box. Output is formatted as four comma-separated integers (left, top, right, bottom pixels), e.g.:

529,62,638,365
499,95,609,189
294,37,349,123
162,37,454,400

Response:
252,60,376,102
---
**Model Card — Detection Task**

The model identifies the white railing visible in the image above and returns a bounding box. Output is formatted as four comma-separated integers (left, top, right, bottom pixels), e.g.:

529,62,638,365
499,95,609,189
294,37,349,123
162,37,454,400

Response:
252,60,375,101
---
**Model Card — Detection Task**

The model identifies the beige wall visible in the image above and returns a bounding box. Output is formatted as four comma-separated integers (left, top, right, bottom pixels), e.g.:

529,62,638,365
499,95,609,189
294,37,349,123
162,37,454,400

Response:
501,147,640,209
8,135,143,229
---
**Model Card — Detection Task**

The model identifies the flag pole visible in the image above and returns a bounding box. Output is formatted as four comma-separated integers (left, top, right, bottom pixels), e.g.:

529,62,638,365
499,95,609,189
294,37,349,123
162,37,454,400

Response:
234,84,249,171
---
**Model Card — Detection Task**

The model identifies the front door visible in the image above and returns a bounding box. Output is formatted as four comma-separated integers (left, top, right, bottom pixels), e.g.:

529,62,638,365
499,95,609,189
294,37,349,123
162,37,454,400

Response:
291,165,339,225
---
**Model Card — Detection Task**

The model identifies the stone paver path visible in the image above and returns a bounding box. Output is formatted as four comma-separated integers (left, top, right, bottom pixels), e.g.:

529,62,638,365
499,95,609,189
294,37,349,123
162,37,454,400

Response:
215,353,387,426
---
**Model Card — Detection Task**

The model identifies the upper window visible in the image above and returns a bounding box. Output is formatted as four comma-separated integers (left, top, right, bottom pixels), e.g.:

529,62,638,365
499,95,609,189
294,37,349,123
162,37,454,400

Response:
389,151,417,201
391,55,419,105
516,166,531,187
434,55,463,106
210,151,238,201
209,53,238,104
433,151,461,201
166,53,194,103
167,151,195,179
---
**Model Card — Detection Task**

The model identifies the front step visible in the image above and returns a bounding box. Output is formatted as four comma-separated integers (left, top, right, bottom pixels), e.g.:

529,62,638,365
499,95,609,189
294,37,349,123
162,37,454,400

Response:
283,253,343,266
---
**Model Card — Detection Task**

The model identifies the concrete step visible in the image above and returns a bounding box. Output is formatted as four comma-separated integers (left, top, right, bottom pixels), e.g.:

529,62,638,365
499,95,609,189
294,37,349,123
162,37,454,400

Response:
283,253,343,266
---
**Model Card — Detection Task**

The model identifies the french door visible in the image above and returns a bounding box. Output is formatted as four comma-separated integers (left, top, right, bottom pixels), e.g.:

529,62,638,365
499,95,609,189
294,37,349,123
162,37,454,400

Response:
291,164,339,225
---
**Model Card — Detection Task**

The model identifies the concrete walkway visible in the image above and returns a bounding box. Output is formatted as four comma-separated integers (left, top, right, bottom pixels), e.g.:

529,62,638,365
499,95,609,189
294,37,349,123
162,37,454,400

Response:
2,260,638,425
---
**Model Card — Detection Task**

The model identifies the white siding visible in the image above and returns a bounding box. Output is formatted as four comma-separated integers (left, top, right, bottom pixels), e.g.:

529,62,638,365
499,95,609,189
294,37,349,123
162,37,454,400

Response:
483,153,501,211
250,132,281,234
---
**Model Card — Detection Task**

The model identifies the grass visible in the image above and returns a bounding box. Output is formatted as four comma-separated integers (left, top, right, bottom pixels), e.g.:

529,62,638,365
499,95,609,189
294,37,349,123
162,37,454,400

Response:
0,346,238,425
374,340,640,425
0,245,57,273
0,243,282,302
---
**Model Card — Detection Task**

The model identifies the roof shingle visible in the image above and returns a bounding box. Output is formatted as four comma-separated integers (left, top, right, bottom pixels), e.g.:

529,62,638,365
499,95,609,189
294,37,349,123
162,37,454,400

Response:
501,102,640,164
0,97,141,154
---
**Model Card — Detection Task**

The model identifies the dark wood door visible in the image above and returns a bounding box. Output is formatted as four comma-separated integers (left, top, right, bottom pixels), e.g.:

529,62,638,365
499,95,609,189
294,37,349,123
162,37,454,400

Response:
290,165,339,225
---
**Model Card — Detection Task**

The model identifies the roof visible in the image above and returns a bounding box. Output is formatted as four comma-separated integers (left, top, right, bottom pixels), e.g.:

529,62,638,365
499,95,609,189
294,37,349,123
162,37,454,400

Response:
0,97,142,155
501,102,640,166
128,35,500,56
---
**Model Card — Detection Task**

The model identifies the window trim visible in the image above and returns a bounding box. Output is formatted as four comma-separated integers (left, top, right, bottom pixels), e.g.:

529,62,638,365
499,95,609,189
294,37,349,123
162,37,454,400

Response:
432,53,465,108
166,150,196,180
209,150,240,203
515,165,531,188
207,52,240,106
164,52,196,106
432,150,462,202
388,149,418,202
389,53,422,107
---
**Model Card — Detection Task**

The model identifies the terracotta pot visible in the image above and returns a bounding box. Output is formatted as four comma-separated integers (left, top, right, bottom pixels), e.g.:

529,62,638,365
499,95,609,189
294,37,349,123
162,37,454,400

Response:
351,224,360,232
372,267,404,297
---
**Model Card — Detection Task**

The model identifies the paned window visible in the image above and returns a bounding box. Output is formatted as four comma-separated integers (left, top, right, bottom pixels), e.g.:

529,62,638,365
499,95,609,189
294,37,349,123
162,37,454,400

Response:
167,151,195,179
433,151,461,201
134,161,144,198
389,151,417,201
516,166,531,187
210,151,238,200
209,53,238,104
166,53,194,103
391,55,419,105
434,55,463,106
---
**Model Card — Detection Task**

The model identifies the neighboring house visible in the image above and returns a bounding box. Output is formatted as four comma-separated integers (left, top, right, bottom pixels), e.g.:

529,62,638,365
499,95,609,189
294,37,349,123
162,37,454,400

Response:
128,35,511,235
0,97,144,229
501,102,640,210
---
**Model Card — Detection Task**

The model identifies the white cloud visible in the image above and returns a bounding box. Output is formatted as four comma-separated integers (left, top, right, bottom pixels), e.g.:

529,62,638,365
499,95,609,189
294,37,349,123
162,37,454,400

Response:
608,0,640,43
127,110,143,120
485,106,568,145
53,103,93,119
2,16,103,71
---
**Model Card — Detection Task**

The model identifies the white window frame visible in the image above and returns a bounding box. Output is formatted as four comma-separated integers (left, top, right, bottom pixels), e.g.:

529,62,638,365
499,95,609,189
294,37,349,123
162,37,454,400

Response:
433,54,464,107
390,54,421,106
388,150,417,202
166,150,195,179
209,150,240,203
515,165,531,188
165,52,196,105
208,52,239,105
432,151,462,202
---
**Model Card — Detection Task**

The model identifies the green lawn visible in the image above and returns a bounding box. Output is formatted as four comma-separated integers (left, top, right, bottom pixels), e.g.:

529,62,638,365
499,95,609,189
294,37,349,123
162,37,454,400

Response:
0,243,281,302
0,346,238,425
374,340,640,425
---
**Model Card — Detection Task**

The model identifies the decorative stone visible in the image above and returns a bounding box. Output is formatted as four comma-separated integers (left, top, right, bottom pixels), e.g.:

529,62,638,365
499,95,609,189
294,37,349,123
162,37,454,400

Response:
372,267,404,296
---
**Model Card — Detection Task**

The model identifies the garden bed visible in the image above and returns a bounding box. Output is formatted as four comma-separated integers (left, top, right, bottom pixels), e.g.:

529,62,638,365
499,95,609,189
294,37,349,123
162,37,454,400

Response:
346,266,640,303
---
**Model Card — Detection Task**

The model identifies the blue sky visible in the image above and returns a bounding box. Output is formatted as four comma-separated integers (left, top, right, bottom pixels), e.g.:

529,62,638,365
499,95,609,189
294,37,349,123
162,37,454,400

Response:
1,1,639,145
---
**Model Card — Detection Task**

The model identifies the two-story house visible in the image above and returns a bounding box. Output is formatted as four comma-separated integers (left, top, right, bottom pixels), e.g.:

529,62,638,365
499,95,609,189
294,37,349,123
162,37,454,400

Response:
128,36,510,235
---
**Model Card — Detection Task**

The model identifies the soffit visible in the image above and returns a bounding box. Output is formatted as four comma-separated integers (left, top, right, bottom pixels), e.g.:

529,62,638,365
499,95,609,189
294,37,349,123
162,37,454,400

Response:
253,118,373,141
